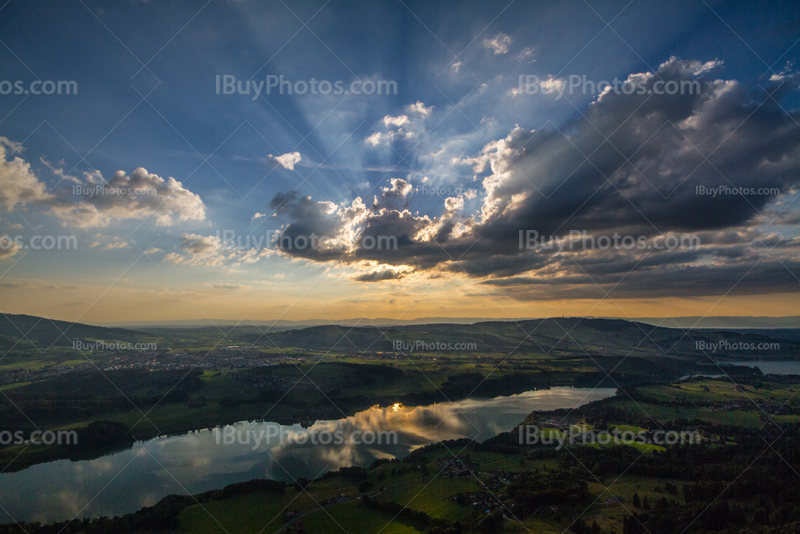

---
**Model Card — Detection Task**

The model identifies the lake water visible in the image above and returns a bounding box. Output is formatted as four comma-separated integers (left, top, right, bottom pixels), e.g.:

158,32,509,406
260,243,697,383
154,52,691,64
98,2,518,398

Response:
0,387,615,524
723,361,800,375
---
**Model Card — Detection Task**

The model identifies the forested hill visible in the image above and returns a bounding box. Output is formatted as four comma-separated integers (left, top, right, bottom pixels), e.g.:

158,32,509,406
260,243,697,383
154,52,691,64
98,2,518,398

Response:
0,313,140,350
237,317,800,358
3,313,799,358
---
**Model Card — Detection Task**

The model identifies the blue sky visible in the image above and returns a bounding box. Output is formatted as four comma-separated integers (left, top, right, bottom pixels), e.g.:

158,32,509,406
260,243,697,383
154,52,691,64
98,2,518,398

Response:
1,0,799,323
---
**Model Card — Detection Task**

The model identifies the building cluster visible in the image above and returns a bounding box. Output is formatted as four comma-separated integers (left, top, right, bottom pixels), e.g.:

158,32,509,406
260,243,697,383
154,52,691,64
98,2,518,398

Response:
437,454,479,478
0,361,94,386
0,347,312,387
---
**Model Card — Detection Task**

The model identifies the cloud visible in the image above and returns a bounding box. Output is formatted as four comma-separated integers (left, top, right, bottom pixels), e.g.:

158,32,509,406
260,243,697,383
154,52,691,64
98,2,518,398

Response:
144,247,163,254
52,168,206,228
268,151,302,170
383,115,409,127
164,233,272,268
102,241,129,250
0,281,37,289
517,47,536,62
0,281,79,290
210,283,246,290
408,102,432,115
353,269,406,282
0,238,21,259
483,32,512,55
373,178,413,210
0,137,51,208
0,141,207,228
365,129,414,147
165,234,226,267
539,75,565,96
365,104,431,147
40,158,81,185
179,234,220,254
510,74,564,97
266,58,800,298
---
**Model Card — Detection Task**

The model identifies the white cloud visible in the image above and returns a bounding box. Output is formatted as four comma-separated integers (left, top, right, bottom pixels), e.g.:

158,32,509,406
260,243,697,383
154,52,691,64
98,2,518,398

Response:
517,47,536,62
407,102,432,115
0,141,207,228
539,75,565,97
52,167,206,228
483,32,512,55
365,132,385,146
40,158,81,185
373,178,414,210
366,106,429,147
209,283,247,290
0,237,21,259
268,151,302,170
164,233,272,268
0,137,52,208
383,114,409,127
178,233,220,255
365,129,413,146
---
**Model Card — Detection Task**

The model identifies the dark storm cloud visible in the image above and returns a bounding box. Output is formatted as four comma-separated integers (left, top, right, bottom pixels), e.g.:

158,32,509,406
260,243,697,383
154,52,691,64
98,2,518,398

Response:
353,269,406,282
481,256,800,300
265,58,800,297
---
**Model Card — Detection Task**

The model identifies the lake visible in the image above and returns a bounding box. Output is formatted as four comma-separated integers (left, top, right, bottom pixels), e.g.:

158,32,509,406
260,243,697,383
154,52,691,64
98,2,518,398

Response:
723,360,800,375
0,387,616,524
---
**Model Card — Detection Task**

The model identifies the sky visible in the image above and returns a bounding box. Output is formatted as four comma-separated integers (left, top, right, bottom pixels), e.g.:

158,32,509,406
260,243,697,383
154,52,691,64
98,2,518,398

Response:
0,0,799,324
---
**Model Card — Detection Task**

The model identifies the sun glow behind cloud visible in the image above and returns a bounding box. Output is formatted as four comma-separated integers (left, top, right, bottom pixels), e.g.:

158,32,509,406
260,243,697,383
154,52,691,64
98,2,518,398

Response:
0,1,799,323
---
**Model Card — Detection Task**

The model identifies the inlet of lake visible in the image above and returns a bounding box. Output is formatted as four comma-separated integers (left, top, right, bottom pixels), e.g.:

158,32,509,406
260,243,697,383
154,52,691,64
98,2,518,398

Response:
722,360,800,375
0,387,616,524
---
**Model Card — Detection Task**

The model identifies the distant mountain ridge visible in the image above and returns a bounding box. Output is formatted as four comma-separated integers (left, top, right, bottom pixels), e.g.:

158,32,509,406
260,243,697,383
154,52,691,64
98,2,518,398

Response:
635,316,800,329
104,316,504,328
0,313,140,350
3,312,800,357
250,318,800,357
103,316,800,329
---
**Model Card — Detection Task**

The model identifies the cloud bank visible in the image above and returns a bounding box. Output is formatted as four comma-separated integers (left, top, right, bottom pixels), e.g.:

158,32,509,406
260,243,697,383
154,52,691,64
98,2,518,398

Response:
0,139,206,228
262,58,800,298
